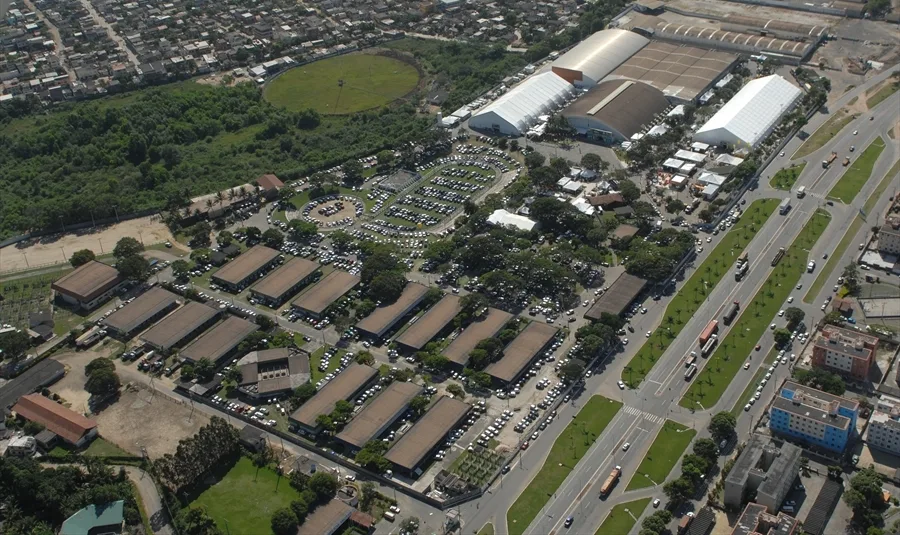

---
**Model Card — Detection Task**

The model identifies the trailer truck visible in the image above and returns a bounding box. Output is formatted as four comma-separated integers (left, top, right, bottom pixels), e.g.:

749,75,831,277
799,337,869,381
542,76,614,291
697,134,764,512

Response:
778,197,792,215
822,152,837,168
771,247,786,267
701,335,718,357
76,326,106,348
735,253,749,281
600,466,622,496
724,301,740,325
699,320,719,346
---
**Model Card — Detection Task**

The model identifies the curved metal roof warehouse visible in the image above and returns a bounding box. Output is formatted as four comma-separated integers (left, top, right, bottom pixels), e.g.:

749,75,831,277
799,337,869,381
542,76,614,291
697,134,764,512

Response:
550,29,650,88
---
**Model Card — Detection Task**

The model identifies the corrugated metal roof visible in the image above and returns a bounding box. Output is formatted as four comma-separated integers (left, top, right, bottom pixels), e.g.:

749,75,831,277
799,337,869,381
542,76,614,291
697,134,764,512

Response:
551,29,649,85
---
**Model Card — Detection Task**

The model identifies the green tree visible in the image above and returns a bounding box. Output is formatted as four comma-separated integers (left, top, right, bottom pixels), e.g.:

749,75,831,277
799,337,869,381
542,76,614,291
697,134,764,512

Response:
217,230,233,246
524,151,546,169
663,476,693,502
666,199,686,215
245,226,262,242
355,351,375,366
255,314,275,331
171,259,191,280
693,438,719,462
177,507,223,535
447,383,465,398
618,179,641,203
117,255,151,281
844,466,886,529
291,383,318,407
409,395,430,415
70,249,96,268
343,159,364,183
842,263,861,294
270,508,298,535
708,411,736,441
289,499,309,523
559,361,585,382
422,353,449,371
194,358,215,382
330,230,354,250
0,329,32,360
471,371,492,389
288,220,319,243
580,153,602,172
262,228,284,249
368,272,407,303
113,237,144,259
85,357,115,377
307,472,339,502
773,328,792,347
85,368,121,397
784,307,805,329
359,481,378,512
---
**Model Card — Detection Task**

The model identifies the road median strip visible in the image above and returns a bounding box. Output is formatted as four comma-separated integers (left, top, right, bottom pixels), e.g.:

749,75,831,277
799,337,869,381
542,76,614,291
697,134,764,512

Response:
593,498,651,535
827,136,886,204
680,209,831,409
621,199,779,388
793,110,859,159
625,420,696,491
505,396,622,535
804,215,862,303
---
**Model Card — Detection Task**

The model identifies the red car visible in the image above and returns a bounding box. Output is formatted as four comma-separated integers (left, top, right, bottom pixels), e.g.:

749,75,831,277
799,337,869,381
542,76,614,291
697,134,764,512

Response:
755,344,761,351
521,441,530,451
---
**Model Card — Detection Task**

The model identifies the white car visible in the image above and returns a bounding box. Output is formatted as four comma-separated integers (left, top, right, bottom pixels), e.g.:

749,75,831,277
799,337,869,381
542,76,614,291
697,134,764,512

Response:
646,331,652,338
743,362,750,370
617,381,626,390
770,323,776,330
778,310,785,317
653,499,661,508
622,442,631,451
787,296,794,303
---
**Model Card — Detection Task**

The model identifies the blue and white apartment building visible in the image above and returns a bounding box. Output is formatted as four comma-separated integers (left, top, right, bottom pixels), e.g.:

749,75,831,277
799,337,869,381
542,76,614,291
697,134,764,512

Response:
769,381,859,453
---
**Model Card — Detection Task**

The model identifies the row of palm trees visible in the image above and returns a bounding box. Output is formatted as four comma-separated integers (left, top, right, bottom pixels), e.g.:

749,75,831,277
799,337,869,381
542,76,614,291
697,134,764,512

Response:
180,186,259,220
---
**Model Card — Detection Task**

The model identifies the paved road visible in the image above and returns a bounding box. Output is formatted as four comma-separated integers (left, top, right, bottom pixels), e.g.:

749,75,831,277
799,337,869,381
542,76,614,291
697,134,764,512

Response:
121,465,174,535
455,66,900,535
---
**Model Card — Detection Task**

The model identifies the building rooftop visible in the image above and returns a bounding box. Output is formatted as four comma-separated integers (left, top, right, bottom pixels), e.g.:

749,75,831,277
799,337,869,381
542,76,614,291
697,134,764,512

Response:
726,434,802,494
443,308,514,366
180,315,258,363
139,301,219,350
211,245,280,286
0,358,65,410
102,286,178,335
356,282,429,337
291,364,378,429
238,348,310,395
51,261,123,302
257,173,284,191
335,381,422,449
250,257,319,301
296,499,353,535
12,393,97,444
782,381,860,413
585,272,648,319
385,396,470,471
395,294,461,350
730,503,800,535
563,80,670,139
292,271,361,315
487,322,558,383
60,500,124,535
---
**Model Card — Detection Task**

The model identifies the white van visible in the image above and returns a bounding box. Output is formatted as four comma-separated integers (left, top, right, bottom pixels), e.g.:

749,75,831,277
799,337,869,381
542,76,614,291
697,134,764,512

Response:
383,511,396,521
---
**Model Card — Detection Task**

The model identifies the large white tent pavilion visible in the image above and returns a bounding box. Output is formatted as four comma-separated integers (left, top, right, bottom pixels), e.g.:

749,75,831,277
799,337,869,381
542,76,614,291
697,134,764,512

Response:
468,72,577,136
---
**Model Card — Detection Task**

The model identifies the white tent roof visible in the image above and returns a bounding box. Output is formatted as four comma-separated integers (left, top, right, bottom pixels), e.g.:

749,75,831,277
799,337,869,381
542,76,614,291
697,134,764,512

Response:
487,209,538,232
471,72,575,135
695,75,802,148
551,29,649,85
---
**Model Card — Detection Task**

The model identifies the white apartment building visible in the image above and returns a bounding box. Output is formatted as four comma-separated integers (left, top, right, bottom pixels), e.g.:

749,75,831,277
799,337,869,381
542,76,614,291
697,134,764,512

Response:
866,395,900,455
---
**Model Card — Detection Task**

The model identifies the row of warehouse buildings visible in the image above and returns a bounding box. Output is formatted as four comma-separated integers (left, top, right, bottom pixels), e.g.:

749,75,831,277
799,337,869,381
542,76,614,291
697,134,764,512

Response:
467,27,807,150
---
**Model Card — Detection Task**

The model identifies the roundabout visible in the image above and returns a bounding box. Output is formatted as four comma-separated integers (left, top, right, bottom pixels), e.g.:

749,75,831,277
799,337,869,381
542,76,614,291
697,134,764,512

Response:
294,195,365,229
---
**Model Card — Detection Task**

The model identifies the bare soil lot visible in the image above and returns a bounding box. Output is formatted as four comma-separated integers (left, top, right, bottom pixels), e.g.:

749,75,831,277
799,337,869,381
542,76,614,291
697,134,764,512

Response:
50,346,121,414
0,216,177,274
94,384,209,459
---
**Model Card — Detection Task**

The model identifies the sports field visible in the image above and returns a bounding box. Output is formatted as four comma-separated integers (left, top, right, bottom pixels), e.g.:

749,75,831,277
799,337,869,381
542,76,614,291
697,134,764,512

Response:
264,54,420,114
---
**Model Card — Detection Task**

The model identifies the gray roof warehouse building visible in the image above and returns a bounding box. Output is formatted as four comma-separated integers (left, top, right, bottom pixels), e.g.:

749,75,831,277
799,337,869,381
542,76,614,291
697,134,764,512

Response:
356,282,430,338
140,301,220,351
563,80,671,144
385,396,470,475
180,315,258,364
290,364,378,435
292,271,361,318
102,287,179,338
395,294,461,351
211,245,281,292
51,261,124,310
487,322,559,384
335,381,422,451
443,308,514,367
585,273,648,320
249,257,320,306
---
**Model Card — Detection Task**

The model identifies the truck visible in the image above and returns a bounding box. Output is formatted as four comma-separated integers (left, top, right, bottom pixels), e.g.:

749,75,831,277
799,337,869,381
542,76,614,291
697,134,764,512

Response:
600,466,622,496
771,247,786,267
778,197,792,215
735,260,749,281
822,151,837,168
843,156,851,166
796,186,806,198
685,364,698,380
679,513,695,534
724,301,740,325
75,326,106,348
699,320,719,346
701,335,718,357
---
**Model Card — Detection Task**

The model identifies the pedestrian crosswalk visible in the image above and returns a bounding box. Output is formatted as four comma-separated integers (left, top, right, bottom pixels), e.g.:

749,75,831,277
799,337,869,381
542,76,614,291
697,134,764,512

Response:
624,405,665,424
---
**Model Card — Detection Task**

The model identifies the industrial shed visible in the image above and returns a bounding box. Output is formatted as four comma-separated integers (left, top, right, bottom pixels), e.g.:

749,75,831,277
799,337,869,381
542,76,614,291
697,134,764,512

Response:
694,75,801,149
291,270,360,319
102,287,179,338
550,29,650,87
334,381,422,451
395,294,461,351
290,364,378,435
563,80,670,144
585,273,648,319
443,308,514,368
469,72,577,136
356,282,429,338
179,315,258,364
486,322,559,385
139,301,219,351
385,396,470,476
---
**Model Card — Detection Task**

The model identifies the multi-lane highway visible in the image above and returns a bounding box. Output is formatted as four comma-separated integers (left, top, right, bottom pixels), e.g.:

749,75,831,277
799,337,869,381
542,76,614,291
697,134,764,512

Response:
457,66,899,535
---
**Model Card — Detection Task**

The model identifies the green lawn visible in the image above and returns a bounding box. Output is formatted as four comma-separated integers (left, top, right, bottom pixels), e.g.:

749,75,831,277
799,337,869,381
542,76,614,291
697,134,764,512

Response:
478,523,495,535
264,54,420,115
626,421,696,490
189,457,300,535
864,158,900,214
622,199,780,387
0,269,85,332
83,437,132,457
794,110,859,158
804,215,862,303
287,186,381,212
680,209,832,409
866,80,900,109
769,163,807,190
506,396,623,535
310,346,343,383
827,137,886,203
594,499,651,535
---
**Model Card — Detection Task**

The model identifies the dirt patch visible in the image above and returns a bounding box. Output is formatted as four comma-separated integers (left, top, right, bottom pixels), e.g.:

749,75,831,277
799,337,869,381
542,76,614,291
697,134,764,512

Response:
50,346,120,414
94,384,209,459
0,216,178,275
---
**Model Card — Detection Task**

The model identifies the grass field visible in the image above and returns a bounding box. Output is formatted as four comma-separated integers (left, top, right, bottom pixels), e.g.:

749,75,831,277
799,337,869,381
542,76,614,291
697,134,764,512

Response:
794,110,859,158
626,421,696,491
866,80,900,110
622,199,780,387
264,54,420,115
827,137,886,203
770,163,807,190
506,396,623,535
864,158,900,214
594,499,651,535
190,457,300,535
83,437,132,457
681,209,831,409
478,523,495,535
804,215,863,303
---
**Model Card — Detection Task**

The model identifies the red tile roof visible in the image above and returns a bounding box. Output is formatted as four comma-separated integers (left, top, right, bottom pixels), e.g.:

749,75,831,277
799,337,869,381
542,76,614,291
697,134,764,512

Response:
12,393,97,444
257,174,285,191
